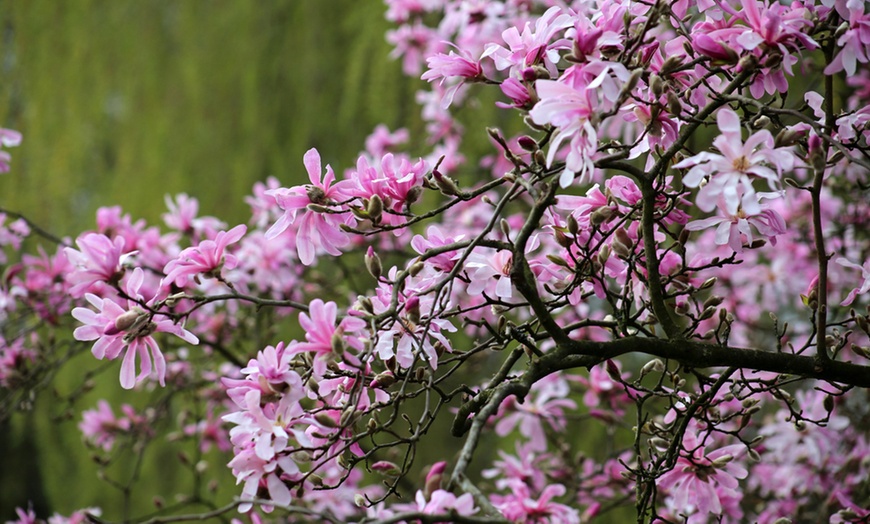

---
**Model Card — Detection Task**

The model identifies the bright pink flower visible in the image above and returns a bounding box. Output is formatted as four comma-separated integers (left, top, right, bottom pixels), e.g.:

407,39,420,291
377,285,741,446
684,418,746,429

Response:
288,299,366,377
422,46,483,108
64,233,133,297
265,148,353,266
496,77,532,109
491,480,581,524
162,224,247,288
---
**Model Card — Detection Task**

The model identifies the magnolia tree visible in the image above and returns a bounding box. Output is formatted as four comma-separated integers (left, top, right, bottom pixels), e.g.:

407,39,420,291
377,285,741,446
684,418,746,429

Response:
4,0,870,522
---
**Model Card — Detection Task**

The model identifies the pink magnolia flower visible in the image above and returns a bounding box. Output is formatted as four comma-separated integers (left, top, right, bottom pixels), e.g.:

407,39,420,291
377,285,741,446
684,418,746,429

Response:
674,107,797,215
265,148,353,266
836,257,870,306
162,193,225,238
371,288,455,369
224,341,304,409
364,125,408,158
685,191,786,252
491,480,581,524
411,225,465,272
64,233,133,297
287,299,367,377
496,77,533,109
72,268,199,389
481,6,573,75
78,400,150,452
824,3,870,76
495,374,576,451
414,489,478,519
421,46,483,108
162,224,247,288
530,62,629,187
658,427,748,519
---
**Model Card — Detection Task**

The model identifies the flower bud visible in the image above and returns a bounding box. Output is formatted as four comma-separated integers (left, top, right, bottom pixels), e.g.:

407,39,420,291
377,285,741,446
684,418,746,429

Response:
405,185,423,206
640,358,665,377
567,215,579,237
408,260,425,277
649,74,665,97
597,244,611,267
404,295,421,324
517,135,538,151
774,127,803,148
424,461,447,497
737,53,759,72
105,307,147,336
433,170,462,197
306,186,327,204
659,56,683,76
666,91,682,116
590,206,615,227
371,370,397,389
370,460,401,476
315,412,339,429
698,277,718,290
331,331,345,356
366,194,383,224
365,246,382,280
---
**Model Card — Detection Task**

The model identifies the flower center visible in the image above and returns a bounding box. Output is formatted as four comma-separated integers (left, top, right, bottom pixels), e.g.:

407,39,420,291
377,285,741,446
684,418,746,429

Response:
732,155,751,172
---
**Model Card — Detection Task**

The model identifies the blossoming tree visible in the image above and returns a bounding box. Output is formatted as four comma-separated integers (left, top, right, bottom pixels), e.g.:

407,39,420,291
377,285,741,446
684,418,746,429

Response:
4,0,870,522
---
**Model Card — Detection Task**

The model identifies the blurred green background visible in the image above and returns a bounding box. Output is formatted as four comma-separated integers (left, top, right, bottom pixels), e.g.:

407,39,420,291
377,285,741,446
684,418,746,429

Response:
0,0,427,237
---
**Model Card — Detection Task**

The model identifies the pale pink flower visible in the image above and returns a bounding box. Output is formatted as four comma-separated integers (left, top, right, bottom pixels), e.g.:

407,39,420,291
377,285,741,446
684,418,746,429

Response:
364,125,408,158
836,257,870,306
495,374,576,451
415,489,478,518
824,4,870,76
265,148,353,266
481,6,573,75
72,268,198,389
0,128,21,173
685,191,786,252
79,400,132,452
658,427,748,519
162,193,225,238
675,107,796,215
530,62,629,187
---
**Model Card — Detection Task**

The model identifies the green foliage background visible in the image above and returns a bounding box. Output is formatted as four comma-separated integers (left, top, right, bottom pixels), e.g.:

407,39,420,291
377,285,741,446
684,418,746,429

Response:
0,0,426,236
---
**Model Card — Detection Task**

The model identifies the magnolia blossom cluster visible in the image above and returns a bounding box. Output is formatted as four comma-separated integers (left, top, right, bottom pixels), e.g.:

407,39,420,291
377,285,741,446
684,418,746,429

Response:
3,0,870,523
